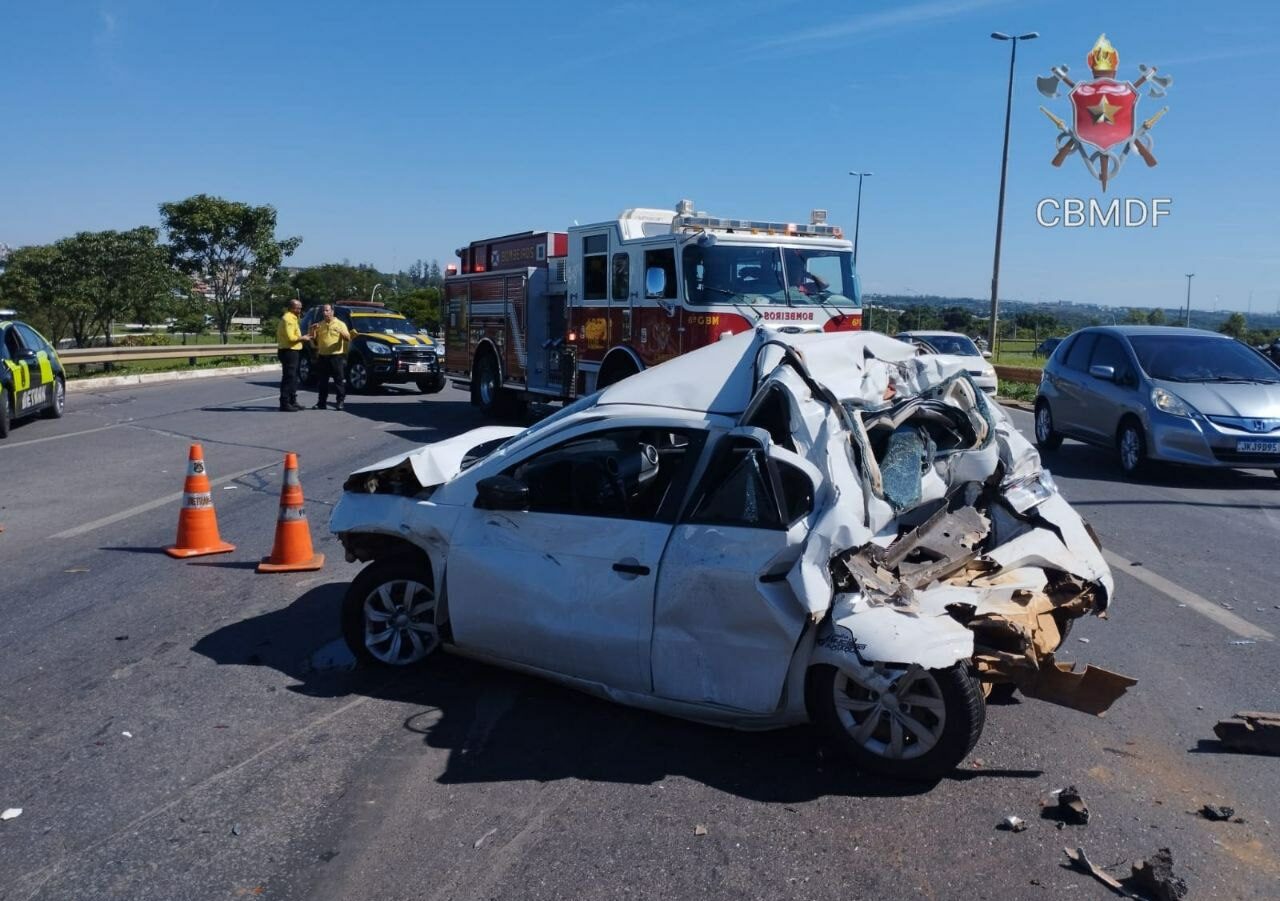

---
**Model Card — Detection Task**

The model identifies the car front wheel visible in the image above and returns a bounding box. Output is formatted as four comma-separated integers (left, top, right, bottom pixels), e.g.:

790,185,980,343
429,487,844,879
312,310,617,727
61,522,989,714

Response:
416,376,445,394
298,354,314,387
346,356,376,394
1034,400,1063,450
1117,419,1149,479
809,661,985,782
0,390,10,438
341,557,439,667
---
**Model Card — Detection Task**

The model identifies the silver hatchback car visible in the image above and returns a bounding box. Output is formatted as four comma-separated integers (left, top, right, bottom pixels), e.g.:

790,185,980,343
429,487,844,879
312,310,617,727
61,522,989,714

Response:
1034,326,1280,479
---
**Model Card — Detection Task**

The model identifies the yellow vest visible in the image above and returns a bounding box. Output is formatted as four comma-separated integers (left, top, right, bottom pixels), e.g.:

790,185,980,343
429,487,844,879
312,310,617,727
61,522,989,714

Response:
276,312,303,350
312,319,351,356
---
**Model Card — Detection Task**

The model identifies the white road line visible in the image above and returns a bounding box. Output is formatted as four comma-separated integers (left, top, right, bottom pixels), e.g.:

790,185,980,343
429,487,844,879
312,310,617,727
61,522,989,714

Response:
0,424,120,450
1103,548,1274,641
49,461,278,539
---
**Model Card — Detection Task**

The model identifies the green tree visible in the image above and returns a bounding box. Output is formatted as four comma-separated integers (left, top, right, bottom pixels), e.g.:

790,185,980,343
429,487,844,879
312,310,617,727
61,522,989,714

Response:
0,244,84,345
1219,311,1248,339
392,287,442,332
1147,308,1167,325
160,194,301,343
1124,307,1148,324
293,263,384,307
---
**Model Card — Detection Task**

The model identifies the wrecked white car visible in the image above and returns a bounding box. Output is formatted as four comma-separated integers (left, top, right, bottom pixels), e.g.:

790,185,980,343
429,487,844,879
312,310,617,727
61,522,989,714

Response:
330,330,1134,781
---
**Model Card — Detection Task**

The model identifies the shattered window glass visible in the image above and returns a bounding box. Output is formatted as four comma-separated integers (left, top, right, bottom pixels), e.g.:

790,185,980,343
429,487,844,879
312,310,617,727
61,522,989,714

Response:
688,442,782,529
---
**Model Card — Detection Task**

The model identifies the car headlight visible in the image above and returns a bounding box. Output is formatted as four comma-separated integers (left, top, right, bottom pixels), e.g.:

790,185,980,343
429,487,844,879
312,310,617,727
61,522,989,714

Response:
1002,469,1058,513
1151,386,1196,418
365,341,391,355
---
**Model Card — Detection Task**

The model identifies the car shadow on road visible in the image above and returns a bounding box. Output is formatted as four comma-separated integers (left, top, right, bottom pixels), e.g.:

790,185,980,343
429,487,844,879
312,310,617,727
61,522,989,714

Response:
1042,442,1280,494
192,584,1040,802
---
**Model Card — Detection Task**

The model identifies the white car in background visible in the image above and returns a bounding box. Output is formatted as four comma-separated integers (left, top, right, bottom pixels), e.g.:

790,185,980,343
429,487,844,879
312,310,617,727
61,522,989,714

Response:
330,329,1130,781
896,331,998,394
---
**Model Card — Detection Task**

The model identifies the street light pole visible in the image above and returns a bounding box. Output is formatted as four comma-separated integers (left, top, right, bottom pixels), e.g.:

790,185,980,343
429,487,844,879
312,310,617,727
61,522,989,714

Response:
371,283,383,303
987,30,1038,351
1184,273,1194,326
849,171,873,329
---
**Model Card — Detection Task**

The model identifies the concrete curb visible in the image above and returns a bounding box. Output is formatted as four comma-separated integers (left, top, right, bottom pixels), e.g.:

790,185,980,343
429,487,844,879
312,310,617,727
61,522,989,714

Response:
68,362,279,392
997,397,1035,412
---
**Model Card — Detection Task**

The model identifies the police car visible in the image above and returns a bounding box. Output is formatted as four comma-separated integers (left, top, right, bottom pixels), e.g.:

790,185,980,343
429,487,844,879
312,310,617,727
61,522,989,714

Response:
1,314,66,438
298,301,445,394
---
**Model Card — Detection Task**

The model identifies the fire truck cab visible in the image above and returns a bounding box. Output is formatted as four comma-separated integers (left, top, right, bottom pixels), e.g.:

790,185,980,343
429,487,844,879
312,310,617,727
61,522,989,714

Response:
444,200,862,416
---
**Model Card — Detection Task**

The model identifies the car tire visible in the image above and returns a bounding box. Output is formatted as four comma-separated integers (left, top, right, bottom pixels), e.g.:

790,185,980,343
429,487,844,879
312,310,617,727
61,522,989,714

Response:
1034,400,1063,450
298,354,315,387
416,376,445,394
341,556,439,668
42,377,66,419
596,355,639,390
346,356,377,394
809,661,985,782
1117,419,1150,480
0,390,10,439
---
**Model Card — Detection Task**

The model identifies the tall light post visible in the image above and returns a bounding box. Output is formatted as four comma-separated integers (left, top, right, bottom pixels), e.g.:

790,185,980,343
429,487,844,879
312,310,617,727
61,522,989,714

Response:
371,283,384,303
1184,273,1194,326
849,171,873,329
987,30,1038,351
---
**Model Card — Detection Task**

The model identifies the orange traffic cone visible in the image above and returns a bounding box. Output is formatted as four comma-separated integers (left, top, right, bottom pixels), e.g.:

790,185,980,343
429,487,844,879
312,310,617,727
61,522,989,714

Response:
257,452,324,573
165,444,236,558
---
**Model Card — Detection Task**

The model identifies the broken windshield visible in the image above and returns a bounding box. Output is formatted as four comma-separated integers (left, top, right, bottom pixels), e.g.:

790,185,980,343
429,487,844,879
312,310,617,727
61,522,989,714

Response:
683,244,857,308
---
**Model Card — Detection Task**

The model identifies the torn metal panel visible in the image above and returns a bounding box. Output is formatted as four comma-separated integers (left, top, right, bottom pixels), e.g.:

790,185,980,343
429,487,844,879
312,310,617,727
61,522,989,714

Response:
1011,657,1138,715
1213,711,1280,755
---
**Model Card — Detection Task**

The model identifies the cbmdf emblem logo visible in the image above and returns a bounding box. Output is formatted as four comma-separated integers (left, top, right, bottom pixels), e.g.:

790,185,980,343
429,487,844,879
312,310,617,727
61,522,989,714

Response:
1037,34,1173,190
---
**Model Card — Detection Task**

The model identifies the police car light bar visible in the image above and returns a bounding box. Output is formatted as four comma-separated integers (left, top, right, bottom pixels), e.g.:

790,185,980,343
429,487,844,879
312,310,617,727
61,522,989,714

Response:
675,215,843,238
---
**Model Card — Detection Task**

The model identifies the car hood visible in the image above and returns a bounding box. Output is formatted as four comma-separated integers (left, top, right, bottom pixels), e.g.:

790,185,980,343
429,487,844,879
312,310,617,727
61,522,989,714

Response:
348,425,524,488
1155,379,1280,418
356,331,435,347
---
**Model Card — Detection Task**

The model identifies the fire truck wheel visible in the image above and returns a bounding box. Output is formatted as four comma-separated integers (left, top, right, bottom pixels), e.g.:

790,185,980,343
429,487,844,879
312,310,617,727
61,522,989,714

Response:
597,355,640,389
473,352,510,417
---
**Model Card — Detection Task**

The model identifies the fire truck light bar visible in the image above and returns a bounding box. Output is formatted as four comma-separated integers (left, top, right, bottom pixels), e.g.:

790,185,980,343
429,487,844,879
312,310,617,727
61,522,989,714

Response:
675,215,843,238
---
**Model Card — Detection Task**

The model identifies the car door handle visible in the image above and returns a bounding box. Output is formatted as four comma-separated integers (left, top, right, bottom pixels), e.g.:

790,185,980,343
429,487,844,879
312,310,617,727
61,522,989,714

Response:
612,561,650,576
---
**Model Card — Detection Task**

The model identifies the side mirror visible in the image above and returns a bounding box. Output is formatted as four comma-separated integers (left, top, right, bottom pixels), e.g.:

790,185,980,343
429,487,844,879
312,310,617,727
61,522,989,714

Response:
982,350,993,359
645,267,667,299
475,475,529,511
1089,364,1116,381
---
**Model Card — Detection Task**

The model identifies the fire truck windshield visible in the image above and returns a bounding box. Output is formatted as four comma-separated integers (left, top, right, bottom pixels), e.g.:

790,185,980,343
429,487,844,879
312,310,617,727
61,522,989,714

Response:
682,244,856,308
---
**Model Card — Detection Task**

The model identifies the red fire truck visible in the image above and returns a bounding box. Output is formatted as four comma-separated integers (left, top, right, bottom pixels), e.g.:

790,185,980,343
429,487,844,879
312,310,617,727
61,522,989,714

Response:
443,200,862,415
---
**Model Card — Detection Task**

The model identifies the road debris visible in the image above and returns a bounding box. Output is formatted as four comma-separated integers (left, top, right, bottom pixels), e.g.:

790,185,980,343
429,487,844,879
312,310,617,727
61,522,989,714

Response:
1,807,21,821
1213,711,1280,755
1064,846,1141,898
121,731,133,738
1228,639,1256,646
694,824,709,836
999,815,1028,832
231,823,242,836
1055,786,1090,824
473,827,497,849
1129,848,1188,901
1198,804,1235,821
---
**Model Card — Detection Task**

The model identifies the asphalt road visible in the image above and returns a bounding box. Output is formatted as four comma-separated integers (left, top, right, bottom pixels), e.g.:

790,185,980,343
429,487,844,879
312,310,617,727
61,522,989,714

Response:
0,374,1277,900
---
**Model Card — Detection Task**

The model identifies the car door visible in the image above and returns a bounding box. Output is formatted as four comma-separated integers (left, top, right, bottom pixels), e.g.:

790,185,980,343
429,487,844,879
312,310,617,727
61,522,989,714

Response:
14,324,57,413
445,421,705,693
651,429,820,713
3,324,40,415
1078,334,1139,440
1049,332,1097,440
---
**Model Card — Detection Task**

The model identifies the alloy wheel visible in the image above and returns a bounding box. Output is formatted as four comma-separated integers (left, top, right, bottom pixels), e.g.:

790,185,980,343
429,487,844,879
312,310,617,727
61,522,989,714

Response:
362,579,438,665
831,663,947,761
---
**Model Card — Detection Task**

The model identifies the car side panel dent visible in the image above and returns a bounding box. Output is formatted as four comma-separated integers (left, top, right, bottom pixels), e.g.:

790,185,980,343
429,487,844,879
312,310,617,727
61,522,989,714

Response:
818,593,975,670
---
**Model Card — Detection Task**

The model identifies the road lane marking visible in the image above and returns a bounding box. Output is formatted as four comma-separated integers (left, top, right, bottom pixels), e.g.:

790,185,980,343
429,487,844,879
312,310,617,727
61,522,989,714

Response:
0,424,120,450
49,461,278,539
15,691,377,899
1103,548,1274,641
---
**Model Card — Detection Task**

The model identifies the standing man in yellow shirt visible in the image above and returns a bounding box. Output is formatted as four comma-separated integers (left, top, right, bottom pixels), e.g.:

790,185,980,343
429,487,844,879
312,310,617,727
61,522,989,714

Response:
276,298,307,412
308,304,352,410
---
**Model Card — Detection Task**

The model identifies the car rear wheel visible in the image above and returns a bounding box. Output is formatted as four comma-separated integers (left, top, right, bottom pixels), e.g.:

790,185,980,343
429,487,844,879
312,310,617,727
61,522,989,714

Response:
341,557,439,668
1117,419,1150,479
809,661,985,782
416,376,445,394
42,377,66,419
1034,400,1063,450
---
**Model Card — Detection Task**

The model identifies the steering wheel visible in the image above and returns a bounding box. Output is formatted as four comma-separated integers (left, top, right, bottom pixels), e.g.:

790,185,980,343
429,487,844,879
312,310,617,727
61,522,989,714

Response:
572,459,628,516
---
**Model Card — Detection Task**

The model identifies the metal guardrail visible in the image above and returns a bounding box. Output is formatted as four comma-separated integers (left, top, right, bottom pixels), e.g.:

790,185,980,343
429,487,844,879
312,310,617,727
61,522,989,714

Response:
994,364,1044,383
59,343,278,365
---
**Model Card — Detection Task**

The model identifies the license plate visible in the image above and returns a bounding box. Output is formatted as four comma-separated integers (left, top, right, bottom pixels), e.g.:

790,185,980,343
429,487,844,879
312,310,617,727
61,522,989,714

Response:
1236,439,1280,453
407,363,431,373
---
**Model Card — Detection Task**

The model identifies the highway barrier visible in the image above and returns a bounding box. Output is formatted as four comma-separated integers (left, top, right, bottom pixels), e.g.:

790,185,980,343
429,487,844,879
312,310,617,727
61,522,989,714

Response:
994,364,1044,384
59,343,278,365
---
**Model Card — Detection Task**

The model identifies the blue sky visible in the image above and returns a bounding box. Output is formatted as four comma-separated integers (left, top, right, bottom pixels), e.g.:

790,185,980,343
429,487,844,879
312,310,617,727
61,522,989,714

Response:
3,0,1278,311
